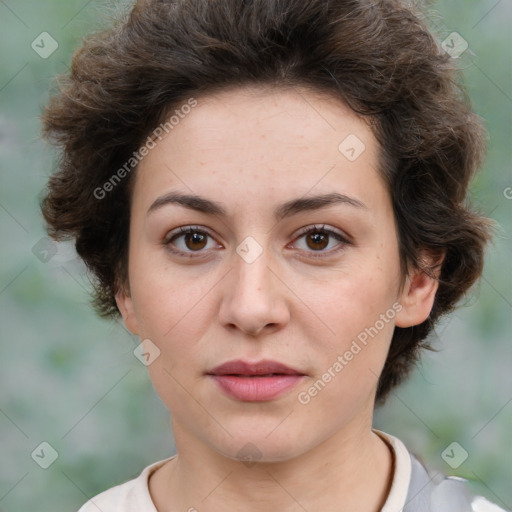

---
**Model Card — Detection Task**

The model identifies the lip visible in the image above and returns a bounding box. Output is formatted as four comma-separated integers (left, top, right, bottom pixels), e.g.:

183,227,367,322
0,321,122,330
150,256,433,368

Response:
206,359,306,402
207,359,305,376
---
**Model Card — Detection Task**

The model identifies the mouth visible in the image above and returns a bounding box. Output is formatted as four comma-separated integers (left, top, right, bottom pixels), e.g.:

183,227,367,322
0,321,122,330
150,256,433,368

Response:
206,359,306,401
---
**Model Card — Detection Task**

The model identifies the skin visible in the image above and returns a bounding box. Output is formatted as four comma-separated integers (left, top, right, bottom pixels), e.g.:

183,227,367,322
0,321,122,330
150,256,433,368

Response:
116,85,439,512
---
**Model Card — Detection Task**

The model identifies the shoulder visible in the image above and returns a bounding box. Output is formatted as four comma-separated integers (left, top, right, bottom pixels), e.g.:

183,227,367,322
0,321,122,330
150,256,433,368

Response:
375,430,509,512
389,433,509,512
407,454,509,512
77,456,175,512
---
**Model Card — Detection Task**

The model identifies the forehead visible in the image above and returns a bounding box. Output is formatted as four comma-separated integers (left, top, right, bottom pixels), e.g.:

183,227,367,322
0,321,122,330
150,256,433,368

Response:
157,85,376,157
132,85,385,214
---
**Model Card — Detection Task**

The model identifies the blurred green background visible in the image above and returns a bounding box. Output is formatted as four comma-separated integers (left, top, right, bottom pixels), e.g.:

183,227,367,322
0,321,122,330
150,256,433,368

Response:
0,1,510,510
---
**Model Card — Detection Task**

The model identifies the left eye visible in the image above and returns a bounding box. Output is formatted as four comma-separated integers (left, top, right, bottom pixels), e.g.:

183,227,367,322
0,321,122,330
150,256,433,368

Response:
292,225,349,256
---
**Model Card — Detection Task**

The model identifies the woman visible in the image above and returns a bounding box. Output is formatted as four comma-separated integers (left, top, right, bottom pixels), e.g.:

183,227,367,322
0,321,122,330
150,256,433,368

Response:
40,0,505,510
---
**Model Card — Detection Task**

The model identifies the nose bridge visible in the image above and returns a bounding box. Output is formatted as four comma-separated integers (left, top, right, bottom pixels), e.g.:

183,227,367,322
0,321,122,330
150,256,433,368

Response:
232,235,274,302
219,234,288,335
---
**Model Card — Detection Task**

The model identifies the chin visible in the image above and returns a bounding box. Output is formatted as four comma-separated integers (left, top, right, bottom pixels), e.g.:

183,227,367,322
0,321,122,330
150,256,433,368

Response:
208,429,310,465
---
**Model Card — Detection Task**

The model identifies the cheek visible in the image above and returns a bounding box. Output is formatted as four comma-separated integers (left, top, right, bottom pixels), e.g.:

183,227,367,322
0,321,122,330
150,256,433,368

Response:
298,286,396,418
304,261,399,383
130,259,217,339
130,268,219,405
311,265,398,338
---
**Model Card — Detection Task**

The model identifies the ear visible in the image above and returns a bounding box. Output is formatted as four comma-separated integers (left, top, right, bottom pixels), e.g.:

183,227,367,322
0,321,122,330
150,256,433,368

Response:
115,287,139,336
395,250,445,328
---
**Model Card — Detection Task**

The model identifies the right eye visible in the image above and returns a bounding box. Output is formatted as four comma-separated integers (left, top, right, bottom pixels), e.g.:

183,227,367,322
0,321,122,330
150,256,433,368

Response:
163,226,222,258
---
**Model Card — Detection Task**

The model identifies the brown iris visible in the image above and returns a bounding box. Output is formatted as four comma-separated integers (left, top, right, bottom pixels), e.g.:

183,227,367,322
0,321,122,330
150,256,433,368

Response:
184,232,208,251
306,231,329,251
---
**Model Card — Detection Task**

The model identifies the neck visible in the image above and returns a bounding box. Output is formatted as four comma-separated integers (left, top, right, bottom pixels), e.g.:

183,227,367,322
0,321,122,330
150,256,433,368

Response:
150,417,394,512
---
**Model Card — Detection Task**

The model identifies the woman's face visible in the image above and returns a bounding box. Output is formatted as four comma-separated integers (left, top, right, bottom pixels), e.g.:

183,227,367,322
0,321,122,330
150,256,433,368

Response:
117,85,436,462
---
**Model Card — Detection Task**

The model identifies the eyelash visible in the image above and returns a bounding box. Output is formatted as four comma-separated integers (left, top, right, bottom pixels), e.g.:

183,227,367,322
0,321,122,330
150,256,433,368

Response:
163,224,351,259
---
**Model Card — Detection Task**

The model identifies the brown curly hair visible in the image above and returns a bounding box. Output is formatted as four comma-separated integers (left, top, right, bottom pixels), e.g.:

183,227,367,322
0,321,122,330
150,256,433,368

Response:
40,0,493,403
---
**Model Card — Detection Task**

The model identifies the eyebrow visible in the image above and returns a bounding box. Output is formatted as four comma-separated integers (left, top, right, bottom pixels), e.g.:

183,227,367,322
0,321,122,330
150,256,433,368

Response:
147,190,367,221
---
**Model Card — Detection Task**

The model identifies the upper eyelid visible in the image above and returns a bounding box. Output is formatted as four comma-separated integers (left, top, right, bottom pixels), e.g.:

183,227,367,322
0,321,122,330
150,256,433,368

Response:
293,224,351,241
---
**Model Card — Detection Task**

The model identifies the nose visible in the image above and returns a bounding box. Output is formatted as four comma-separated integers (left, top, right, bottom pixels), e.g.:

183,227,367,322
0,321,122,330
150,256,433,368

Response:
218,241,290,337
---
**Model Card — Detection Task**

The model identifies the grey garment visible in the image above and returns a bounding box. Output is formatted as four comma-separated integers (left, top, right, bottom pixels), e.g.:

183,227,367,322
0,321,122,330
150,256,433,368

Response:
403,453,509,512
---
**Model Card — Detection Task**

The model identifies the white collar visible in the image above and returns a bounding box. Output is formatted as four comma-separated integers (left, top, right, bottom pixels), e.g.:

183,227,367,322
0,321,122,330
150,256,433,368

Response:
373,428,413,512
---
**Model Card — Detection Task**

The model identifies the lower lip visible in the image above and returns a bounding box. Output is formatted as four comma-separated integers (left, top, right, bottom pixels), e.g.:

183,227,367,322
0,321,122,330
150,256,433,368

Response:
209,375,305,401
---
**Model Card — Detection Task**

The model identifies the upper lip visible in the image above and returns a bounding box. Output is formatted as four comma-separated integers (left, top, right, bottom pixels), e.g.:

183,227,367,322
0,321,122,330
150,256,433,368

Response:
207,359,305,376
